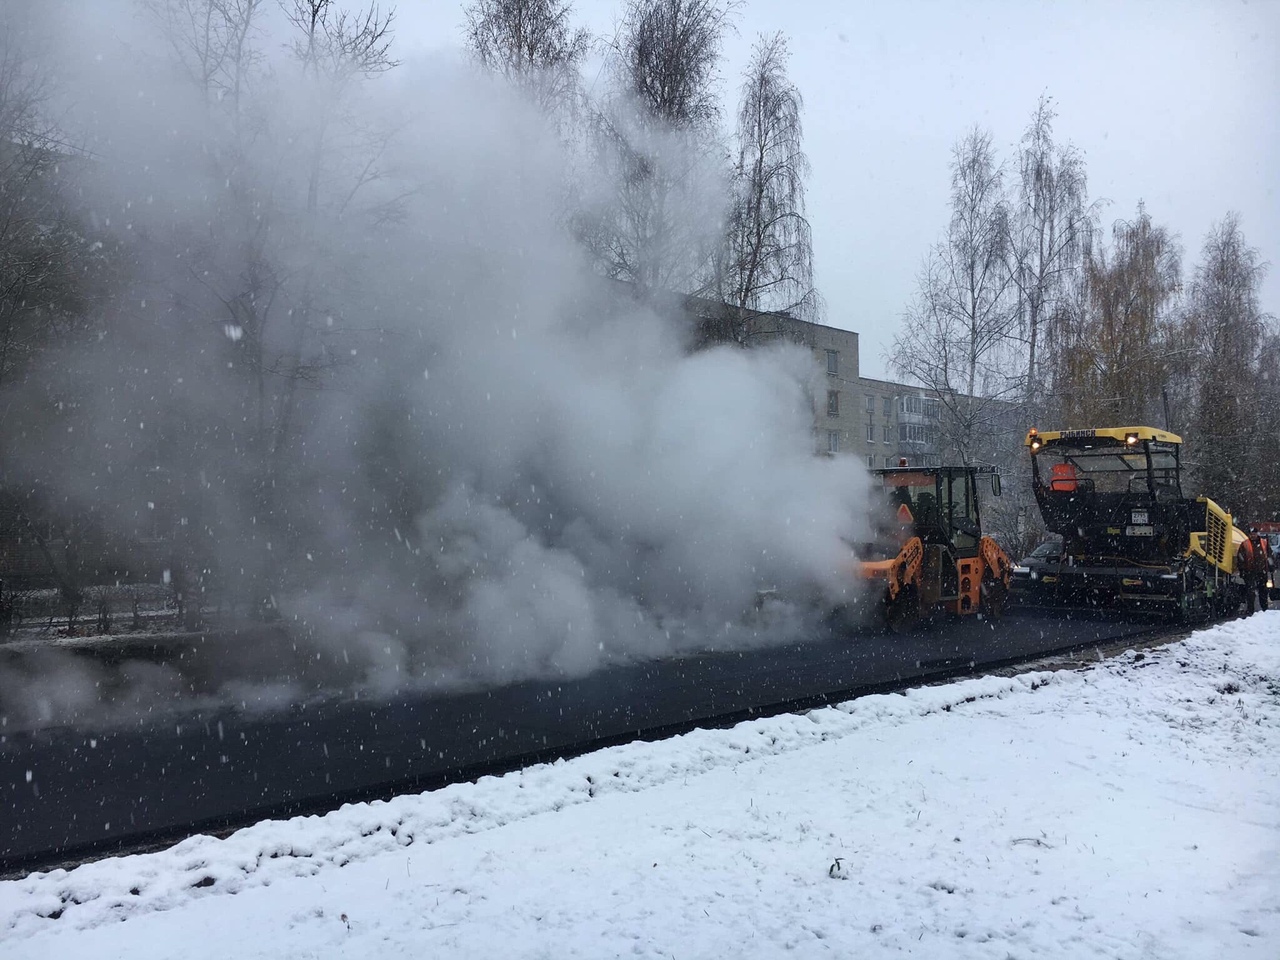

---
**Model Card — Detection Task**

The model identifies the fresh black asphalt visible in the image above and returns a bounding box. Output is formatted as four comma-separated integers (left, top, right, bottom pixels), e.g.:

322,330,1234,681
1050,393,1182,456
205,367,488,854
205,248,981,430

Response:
0,610,1157,874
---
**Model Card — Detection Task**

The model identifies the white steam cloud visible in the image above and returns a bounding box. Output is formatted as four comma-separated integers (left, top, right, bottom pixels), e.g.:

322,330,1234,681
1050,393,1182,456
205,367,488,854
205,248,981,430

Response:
0,2,871,717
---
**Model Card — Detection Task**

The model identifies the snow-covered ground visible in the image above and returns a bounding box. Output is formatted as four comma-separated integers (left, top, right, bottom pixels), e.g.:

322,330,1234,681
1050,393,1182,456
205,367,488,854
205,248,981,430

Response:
3,613,1278,958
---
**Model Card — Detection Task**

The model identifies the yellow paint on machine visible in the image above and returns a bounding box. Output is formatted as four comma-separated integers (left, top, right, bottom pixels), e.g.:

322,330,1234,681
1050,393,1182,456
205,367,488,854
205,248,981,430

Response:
1188,496,1245,576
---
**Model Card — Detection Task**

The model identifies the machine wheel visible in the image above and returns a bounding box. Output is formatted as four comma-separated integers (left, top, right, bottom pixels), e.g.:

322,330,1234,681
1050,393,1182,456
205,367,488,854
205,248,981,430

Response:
883,584,921,634
980,576,1007,621
1217,581,1244,619
1174,565,1211,624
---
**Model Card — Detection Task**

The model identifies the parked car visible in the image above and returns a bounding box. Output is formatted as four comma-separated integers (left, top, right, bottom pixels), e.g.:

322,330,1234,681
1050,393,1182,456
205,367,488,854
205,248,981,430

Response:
1011,537,1064,599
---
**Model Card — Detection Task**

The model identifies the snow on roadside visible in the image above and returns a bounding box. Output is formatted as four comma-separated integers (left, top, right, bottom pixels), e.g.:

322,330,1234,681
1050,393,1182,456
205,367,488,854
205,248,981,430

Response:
2,612,1278,957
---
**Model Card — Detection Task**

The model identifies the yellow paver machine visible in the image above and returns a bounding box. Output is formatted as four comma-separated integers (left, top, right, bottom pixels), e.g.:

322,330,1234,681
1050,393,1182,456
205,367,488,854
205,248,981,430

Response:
1021,425,1251,618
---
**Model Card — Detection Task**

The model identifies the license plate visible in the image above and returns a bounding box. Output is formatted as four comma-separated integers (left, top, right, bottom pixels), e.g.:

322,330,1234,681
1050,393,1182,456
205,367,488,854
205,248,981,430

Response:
1126,525,1155,537
1131,510,1149,524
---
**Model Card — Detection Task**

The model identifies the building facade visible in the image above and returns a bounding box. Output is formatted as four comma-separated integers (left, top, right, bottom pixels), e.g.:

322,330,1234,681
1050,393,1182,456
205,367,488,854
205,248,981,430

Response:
742,314,944,468
676,295,951,468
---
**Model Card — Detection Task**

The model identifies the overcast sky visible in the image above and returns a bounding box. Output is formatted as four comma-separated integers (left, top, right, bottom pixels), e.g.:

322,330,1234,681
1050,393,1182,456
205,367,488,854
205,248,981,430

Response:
394,0,1278,380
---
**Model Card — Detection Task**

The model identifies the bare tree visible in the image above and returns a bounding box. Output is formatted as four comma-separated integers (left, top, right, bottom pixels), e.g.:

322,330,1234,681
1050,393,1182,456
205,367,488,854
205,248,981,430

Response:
1009,95,1097,413
1047,203,1181,426
1253,328,1280,520
285,0,398,83
140,0,265,118
577,0,734,293
140,0,232,103
0,3,94,392
463,0,590,118
892,128,1017,466
282,0,398,215
126,0,400,613
1185,213,1274,514
0,5,122,613
265,1,398,479
712,32,817,341
142,0,398,460
140,0,285,459
616,0,735,128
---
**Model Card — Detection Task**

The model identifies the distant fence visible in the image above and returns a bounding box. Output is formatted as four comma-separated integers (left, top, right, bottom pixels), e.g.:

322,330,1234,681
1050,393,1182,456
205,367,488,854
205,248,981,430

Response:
0,536,179,637
0,582,175,632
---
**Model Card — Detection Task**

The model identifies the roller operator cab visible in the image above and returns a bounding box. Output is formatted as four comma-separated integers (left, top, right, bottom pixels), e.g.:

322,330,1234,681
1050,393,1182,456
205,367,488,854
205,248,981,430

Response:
1024,426,1250,617
858,463,1012,632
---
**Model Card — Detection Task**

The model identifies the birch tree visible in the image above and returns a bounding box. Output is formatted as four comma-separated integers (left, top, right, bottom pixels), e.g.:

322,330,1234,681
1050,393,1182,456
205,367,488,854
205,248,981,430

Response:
463,0,589,119
715,32,817,341
1009,95,1096,413
579,0,734,293
617,0,734,127
891,128,1017,466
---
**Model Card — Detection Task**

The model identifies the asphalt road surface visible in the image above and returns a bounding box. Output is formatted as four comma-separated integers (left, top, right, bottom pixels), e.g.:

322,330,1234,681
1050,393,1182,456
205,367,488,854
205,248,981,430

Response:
0,610,1161,874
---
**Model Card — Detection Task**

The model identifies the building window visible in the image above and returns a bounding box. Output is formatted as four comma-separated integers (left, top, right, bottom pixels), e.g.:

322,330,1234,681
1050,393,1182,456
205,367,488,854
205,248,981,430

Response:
884,457,895,468
866,422,875,442
826,350,839,375
899,423,935,445
882,396,892,417
882,424,892,444
865,393,875,412
866,455,875,469
827,430,839,454
827,390,840,417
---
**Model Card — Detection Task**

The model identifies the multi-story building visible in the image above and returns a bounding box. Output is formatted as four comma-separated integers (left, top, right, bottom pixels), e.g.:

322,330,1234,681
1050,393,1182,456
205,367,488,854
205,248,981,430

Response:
853,376,941,469
729,311,945,467
678,294,954,468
